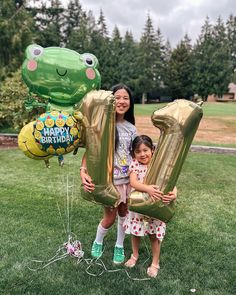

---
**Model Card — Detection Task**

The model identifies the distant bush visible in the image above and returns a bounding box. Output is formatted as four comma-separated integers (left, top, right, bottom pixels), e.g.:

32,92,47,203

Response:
0,69,45,132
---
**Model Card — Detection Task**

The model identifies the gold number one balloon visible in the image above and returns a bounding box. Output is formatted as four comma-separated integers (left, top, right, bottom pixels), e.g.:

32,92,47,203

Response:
129,100,203,222
79,90,120,207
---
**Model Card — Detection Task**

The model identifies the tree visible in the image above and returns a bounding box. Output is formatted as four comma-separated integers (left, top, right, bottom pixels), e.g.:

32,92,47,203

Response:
192,16,232,100
109,26,123,85
89,10,111,89
137,14,163,103
0,70,44,131
66,10,90,52
226,14,236,82
32,0,64,47
119,31,139,93
161,39,172,95
0,0,34,80
63,0,82,45
165,37,194,99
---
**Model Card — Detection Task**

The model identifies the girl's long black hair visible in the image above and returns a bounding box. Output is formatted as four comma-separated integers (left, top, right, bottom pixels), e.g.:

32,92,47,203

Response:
111,83,135,125
111,83,135,151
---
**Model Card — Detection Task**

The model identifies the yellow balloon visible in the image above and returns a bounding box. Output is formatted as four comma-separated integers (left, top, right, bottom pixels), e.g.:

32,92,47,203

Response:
18,121,52,160
128,100,203,222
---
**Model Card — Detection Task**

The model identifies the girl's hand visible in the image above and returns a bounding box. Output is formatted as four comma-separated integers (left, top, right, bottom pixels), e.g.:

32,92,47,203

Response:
80,169,95,193
146,185,163,201
162,190,177,204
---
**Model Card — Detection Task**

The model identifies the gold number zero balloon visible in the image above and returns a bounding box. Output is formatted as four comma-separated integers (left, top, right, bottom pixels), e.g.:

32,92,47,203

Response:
128,100,203,222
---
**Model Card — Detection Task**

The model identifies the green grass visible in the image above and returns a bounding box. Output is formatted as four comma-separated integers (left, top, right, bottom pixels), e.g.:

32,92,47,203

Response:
0,148,235,294
201,102,236,116
134,101,236,117
134,103,167,116
191,141,236,148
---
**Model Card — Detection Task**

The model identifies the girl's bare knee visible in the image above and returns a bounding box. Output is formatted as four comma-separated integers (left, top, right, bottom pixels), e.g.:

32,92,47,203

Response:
101,207,117,228
149,234,159,242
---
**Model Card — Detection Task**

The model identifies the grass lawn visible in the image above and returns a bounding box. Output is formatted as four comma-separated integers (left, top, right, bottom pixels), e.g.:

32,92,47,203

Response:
0,148,235,295
134,101,236,117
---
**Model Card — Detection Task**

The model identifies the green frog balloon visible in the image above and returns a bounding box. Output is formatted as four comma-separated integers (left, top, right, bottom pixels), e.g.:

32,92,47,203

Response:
18,44,102,166
22,44,101,113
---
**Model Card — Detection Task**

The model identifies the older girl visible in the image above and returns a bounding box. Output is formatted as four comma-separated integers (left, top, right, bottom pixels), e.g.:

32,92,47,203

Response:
80,83,137,264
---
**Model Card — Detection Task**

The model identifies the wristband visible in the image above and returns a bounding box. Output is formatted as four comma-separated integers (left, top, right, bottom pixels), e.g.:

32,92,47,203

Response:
80,166,87,172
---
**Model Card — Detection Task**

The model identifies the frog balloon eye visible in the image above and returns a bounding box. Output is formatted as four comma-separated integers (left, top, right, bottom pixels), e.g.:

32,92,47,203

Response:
81,54,96,67
30,45,44,58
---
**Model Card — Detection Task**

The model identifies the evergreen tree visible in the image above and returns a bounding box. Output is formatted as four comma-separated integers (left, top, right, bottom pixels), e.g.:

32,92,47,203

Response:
137,14,162,103
119,31,139,92
192,16,232,100
33,0,64,47
89,10,111,89
212,17,232,95
161,39,172,95
109,26,123,85
165,37,193,99
0,0,34,80
63,0,83,45
66,10,90,52
97,9,108,37
226,14,236,82
154,28,166,96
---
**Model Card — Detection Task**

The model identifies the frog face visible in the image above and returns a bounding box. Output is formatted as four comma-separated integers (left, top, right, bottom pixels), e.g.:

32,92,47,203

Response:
22,44,101,106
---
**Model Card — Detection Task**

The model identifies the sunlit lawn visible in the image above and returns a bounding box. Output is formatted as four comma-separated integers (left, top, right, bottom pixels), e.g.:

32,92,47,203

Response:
0,148,235,295
134,101,236,117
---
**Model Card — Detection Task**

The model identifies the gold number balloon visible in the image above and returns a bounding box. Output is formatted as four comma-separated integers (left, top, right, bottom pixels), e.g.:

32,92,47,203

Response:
128,100,203,222
78,90,120,207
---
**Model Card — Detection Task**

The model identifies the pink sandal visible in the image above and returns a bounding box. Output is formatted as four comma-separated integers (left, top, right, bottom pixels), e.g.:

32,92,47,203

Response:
124,254,138,268
147,264,160,278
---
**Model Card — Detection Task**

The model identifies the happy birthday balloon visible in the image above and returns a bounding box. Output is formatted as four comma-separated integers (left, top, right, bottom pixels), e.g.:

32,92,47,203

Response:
22,44,101,112
33,111,82,156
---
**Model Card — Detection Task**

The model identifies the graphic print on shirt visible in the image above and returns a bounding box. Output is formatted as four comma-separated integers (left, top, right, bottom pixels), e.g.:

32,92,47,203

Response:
114,132,133,179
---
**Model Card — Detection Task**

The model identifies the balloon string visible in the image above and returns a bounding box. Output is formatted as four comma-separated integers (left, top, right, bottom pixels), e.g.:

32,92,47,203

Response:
46,157,77,238
28,238,84,271
75,244,150,281
80,257,150,281
66,175,70,237
48,172,67,235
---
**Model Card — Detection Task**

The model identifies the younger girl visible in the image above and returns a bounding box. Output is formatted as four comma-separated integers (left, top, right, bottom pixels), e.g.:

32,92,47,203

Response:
124,135,177,278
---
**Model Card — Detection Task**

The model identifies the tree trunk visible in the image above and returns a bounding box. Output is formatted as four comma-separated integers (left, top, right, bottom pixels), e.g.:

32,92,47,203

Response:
142,92,147,104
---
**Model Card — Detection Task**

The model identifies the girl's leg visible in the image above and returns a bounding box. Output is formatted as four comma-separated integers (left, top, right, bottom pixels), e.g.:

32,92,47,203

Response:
115,202,128,247
125,235,141,267
147,234,161,277
113,202,128,264
91,207,117,258
132,235,141,259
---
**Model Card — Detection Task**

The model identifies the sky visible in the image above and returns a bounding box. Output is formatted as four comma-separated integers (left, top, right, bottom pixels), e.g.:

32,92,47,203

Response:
62,0,236,46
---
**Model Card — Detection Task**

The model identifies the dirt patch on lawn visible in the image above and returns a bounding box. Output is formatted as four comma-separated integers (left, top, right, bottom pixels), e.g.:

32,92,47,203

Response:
136,116,236,145
1,116,236,149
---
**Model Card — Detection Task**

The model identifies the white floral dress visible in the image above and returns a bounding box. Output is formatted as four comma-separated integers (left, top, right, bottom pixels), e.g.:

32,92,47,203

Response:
124,159,166,242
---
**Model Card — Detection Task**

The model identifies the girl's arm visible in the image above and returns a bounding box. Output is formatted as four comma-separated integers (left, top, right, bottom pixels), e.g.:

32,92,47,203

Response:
130,172,163,200
80,153,95,192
